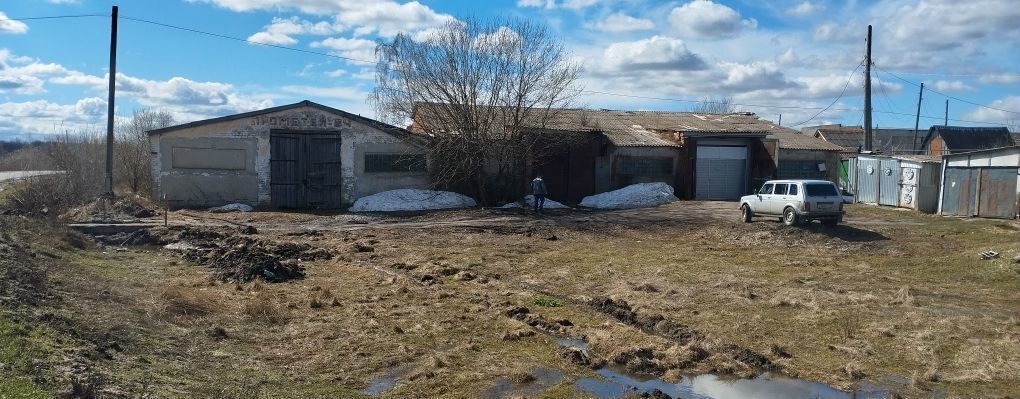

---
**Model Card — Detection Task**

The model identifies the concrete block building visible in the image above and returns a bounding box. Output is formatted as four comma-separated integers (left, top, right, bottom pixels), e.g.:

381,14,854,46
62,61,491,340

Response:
148,100,430,209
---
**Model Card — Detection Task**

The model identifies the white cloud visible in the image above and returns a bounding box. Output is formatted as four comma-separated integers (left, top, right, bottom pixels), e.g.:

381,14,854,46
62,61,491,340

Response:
813,20,863,43
597,36,708,74
516,0,597,9
926,80,973,92
776,48,799,66
0,12,29,35
592,12,655,33
310,37,377,65
193,0,455,38
885,0,1020,53
964,96,1020,125
978,73,1020,85
0,75,44,95
517,0,556,9
668,0,757,39
787,1,824,17
247,17,338,45
324,69,348,78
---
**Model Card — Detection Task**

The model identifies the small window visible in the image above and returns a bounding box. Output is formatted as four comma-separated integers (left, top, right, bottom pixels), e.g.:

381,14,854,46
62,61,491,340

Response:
364,153,427,173
774,184,788,195
759,183,774,194
788,184,798,196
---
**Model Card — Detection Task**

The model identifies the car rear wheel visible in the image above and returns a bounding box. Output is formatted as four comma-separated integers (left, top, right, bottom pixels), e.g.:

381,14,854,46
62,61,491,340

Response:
782,207,799,226
741,205,752,223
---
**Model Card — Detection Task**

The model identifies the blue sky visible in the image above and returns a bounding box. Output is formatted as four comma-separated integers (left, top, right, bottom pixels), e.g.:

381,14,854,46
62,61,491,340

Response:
0,0,1017,139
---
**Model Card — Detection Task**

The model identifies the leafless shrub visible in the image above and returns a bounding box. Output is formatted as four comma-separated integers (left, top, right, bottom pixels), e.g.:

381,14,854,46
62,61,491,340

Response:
843,361,865,380
836,311,863,343
372,17,582,204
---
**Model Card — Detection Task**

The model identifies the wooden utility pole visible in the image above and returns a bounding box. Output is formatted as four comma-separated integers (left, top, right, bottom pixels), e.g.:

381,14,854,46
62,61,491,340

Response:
944,99,948,126
104,5,118,197
863,25,873,152
778,114,782,126
911,82,923,152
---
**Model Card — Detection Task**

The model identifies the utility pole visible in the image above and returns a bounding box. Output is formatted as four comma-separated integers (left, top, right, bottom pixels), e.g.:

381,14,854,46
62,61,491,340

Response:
911,82,923,153
778,114,782,126
944,99,948,126
863,25,873,152
104,5,118,197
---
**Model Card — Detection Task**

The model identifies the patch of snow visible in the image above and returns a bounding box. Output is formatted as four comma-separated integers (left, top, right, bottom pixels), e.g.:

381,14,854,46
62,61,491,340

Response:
500,195,570,209
164,242,199,251
579,182,678,209
349,189,477,212
209,203,254,213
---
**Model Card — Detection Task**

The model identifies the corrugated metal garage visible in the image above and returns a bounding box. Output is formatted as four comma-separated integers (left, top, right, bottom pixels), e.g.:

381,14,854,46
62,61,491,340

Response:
148,100,430,209
939,146,1020,219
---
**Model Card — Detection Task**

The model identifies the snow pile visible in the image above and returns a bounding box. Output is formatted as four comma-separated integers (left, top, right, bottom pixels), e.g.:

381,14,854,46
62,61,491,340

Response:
500,195,570,209
209,203,254,213
349,189,476,212
579,182,678,209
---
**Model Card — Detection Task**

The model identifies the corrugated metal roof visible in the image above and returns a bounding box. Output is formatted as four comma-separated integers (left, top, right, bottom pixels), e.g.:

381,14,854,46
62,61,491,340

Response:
923,126,1014,152
814,126,927,153
767,129,844,151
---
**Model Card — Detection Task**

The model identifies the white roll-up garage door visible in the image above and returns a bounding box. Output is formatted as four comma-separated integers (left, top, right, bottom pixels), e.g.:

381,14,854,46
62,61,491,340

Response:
695,146,747,200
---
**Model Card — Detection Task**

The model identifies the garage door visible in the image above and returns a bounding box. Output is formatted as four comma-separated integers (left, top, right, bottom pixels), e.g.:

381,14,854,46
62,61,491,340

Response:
695,146,747,200
270,131,343,209
978,168,1018,219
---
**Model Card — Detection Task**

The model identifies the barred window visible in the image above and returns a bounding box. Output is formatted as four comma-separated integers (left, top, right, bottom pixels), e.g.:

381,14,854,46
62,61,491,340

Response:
619,157,673,175
364,153,427,173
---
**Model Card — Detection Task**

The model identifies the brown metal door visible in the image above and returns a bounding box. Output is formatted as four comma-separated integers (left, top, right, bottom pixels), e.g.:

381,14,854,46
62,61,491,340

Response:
978,168,1018,219
270,131,342,209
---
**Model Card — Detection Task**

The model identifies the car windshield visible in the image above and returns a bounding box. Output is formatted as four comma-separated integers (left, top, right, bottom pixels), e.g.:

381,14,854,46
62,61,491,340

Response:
805,183,838,197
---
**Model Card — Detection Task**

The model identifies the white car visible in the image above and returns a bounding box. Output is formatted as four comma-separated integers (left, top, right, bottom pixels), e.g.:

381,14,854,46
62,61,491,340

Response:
739,179,845,226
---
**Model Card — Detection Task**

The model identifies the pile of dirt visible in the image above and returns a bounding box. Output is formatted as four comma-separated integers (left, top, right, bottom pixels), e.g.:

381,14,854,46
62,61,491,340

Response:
0,224,47,305
62,196,158,223
158,228,333,283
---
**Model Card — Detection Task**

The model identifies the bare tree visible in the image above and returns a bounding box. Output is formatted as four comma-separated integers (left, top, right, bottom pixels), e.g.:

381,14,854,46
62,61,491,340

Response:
688,96,737,114
371,17,581,204
115,109,174,195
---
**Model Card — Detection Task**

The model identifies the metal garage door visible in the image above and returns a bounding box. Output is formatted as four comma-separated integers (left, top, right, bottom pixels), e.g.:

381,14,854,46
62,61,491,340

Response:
978,168,1018,219
695,146,746,200
856,158,879,203
878,159,900,206
270,131,343,209
942,167,978,216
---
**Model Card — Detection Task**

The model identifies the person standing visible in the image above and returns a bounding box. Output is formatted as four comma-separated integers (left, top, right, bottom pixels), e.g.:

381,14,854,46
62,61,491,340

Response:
531,174,547,213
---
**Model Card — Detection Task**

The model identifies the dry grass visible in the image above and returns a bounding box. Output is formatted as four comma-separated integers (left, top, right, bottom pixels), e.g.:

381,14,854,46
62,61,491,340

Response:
242,294,290,325
151,286,220,319
890,285,915,306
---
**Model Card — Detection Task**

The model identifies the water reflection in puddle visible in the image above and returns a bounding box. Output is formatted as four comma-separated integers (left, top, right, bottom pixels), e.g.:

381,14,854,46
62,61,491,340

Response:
482,367,565,399
361,366,411,396
576,368,892,399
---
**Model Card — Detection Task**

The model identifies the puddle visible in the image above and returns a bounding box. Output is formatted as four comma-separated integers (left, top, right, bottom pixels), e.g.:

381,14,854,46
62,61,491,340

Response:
556,337,589,354
361,365,411,396
555,339,898,399
482,367,565,399
576,369,893,399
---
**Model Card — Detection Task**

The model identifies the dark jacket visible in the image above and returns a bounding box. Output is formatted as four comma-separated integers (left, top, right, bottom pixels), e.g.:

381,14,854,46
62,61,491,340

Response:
531,177,547,196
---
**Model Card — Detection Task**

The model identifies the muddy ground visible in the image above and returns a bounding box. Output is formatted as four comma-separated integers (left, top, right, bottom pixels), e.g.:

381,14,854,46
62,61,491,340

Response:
3,201,1020,398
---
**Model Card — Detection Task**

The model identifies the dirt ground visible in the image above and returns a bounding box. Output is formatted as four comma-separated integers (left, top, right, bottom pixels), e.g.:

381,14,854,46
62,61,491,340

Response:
3,201,1020,398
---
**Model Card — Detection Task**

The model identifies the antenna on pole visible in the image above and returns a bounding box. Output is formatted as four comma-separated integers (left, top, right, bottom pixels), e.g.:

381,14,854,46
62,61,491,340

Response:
863,25,873,152
912,82,923,153
104,5,119,197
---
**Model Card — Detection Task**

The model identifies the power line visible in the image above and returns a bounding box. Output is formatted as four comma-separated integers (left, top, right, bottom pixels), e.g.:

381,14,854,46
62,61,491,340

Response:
0,14,1010,127
875,65,1020,116
119,16,378,65
0,14,109,21
786,61,863,127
